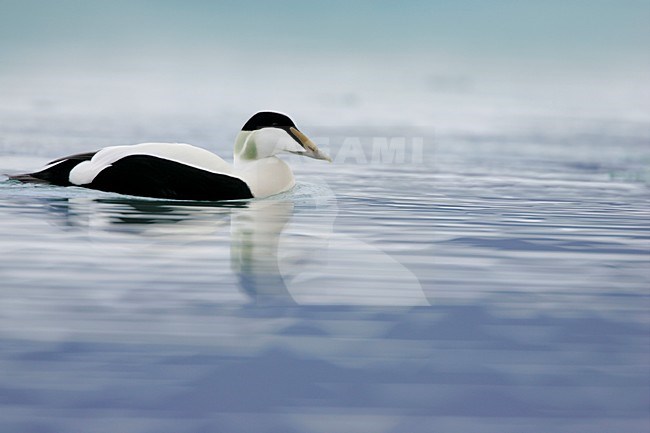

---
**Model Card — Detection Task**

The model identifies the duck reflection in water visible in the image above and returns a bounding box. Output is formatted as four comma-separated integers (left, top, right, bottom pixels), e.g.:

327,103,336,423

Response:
28,195,429,306
229,200,297,303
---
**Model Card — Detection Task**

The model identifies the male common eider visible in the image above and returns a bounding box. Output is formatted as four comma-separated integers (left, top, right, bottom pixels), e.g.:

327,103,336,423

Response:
10,111,331,201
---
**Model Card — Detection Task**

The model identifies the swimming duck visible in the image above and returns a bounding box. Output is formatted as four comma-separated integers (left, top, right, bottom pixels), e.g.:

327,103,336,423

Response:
10,111,331,201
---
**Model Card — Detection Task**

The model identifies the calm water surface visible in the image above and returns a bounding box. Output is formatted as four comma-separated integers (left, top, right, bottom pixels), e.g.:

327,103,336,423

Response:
0,114,649,433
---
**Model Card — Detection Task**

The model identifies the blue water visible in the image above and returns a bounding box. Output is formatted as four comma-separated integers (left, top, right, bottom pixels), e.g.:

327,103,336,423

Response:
1,0,649,429
0,104,648,432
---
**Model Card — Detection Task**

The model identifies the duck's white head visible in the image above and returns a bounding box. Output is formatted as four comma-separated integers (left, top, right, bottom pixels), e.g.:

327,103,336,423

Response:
234,111,331,164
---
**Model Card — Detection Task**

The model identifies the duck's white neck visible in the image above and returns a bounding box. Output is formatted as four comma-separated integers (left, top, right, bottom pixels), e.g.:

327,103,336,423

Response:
233,131,257,167
232,131,296,198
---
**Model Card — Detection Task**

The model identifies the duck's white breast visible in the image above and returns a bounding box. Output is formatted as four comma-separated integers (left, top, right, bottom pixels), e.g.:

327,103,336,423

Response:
234,157,295,198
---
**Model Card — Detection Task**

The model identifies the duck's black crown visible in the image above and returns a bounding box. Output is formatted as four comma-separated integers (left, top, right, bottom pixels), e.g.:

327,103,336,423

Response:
242,111,297,131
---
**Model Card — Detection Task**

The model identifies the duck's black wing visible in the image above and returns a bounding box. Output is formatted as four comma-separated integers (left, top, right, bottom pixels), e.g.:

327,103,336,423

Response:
85,154,253,201
9,151,98,186
11,149,254,201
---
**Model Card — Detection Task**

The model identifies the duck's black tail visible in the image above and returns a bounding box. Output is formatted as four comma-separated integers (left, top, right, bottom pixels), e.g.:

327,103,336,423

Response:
7,173,51,184
8,151,98,186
